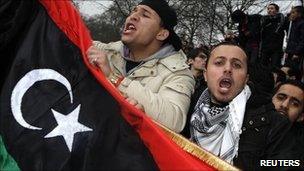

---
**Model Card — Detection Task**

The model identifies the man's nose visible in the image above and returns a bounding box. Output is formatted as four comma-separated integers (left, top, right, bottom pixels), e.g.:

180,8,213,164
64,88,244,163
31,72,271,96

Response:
280,99,289,110
129,12,139,21
224,63,232,74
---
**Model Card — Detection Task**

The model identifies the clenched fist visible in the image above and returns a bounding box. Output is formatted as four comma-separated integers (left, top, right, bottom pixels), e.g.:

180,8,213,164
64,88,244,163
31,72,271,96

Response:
87,46,112,77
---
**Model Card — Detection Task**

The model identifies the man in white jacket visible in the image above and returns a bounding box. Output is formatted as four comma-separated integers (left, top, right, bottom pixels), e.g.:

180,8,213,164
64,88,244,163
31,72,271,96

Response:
87,0,194,133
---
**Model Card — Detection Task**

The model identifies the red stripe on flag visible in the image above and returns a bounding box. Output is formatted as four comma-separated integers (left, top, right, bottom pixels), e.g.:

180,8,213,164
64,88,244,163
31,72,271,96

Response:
38,0,216,170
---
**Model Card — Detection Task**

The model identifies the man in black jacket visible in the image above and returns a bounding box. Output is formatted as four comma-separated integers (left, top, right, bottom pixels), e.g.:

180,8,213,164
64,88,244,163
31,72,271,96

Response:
260,3,286,67
272,80,304,169
272,80,304,123
189,42,292,170
284,6,304,77
231,10,261,64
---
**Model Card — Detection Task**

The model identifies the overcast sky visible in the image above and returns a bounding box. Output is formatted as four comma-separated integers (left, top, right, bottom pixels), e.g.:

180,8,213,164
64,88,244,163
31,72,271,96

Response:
78,0,302,16
78,1,112,16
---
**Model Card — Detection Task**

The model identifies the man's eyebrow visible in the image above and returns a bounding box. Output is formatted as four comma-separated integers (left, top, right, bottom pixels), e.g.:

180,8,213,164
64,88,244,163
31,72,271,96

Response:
276,93,301,104
276,93,287,97
214,56,245,64
291,97,301,104
141,7,153,15
214,56,225,59
231,57,244,64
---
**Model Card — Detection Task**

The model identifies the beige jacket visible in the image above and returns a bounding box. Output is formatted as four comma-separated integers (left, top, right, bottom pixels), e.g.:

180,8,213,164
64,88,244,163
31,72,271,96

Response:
94,41,195,132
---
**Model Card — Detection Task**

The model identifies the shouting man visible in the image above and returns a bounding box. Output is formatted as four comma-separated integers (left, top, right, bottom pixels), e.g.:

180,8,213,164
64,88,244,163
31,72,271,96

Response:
87,0,194,132
190,42,292,170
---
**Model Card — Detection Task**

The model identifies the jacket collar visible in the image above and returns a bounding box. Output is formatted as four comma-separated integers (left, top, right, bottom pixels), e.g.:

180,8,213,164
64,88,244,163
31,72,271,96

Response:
120,43,177,63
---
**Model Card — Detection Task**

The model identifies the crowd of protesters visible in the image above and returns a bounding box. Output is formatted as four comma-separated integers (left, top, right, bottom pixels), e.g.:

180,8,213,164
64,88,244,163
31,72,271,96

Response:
181,3,304,170
89,1,304,170
228,3,304,82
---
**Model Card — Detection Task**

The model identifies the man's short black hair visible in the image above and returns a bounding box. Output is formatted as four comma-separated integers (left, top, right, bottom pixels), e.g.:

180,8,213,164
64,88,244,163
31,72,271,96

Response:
288,68,302,80
206,41,247,68
187,48,207,60
268,3,279,11
273,80,304,95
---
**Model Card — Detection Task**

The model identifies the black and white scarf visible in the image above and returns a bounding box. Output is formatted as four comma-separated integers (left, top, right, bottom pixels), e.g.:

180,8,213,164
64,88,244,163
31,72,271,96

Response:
190,85,251,164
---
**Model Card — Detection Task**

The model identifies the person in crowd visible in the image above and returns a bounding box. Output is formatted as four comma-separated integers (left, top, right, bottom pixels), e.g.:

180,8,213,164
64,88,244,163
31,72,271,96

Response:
189,42,292,170
272,80,304,168
187,48,208,94
284,6,304,78
181,48,208,137
272,80,304,123
187,48,207,74
231,10,262,64
260,3,285,67
186,48,208,101
87,0,195,133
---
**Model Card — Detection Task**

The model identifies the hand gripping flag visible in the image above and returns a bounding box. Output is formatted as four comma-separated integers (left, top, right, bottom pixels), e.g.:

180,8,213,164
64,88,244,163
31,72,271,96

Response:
0,0,237,170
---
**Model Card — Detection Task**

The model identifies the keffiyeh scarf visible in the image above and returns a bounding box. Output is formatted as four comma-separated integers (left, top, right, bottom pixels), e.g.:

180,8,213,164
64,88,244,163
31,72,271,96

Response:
190,85,251,164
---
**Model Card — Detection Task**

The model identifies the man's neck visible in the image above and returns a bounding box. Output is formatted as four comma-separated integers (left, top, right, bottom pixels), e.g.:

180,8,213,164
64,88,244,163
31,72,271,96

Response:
129,44,162,61
191,68,203,78
210,94,229,107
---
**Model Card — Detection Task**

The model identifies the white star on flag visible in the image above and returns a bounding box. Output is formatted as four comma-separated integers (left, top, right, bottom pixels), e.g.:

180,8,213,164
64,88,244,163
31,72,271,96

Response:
45,104,92,152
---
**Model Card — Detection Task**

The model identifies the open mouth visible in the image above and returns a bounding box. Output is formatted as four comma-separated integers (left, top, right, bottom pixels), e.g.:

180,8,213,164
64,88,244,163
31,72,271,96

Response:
124,23,136,33
219,78,232,89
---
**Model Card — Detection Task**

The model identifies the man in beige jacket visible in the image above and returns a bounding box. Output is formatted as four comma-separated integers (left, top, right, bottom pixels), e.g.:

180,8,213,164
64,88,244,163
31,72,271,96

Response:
87,0,195,133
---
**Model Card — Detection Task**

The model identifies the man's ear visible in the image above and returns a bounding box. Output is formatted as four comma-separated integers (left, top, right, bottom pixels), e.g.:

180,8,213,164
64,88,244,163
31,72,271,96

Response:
203,70,207,82
156,28,169,41
188,59,194,65
245,74,249,83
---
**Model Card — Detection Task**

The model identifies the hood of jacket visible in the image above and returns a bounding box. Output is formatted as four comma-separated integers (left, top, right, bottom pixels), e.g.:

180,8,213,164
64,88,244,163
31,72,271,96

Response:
120,43,178,62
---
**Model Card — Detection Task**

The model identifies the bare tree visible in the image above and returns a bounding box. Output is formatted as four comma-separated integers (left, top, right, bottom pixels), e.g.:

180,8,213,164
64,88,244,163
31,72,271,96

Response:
77,0,272,49
112,0,140,17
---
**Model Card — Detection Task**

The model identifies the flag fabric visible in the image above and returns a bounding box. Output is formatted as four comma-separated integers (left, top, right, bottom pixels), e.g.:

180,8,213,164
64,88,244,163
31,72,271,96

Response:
0,1,37,91
0,0,157,170
0,135,19,171
0,0,225,170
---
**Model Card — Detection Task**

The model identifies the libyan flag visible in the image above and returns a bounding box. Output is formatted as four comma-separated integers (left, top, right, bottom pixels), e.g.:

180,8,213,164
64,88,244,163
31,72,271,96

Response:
0,0,235,170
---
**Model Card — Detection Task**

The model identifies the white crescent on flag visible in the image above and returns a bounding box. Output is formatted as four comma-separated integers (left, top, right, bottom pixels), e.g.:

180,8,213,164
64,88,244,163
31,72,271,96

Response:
11,69,74,130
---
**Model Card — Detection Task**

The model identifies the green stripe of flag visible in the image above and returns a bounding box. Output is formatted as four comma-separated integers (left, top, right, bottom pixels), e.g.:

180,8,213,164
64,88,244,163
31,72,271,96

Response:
0,135,20,171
